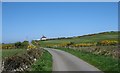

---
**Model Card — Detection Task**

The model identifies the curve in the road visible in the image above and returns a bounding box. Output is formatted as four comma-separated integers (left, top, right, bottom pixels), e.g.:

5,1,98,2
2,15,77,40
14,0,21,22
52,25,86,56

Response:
44,48,103,72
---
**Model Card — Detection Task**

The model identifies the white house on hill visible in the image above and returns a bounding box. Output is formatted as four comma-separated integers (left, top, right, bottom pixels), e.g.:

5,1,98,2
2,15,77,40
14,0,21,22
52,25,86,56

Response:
41,36,47,40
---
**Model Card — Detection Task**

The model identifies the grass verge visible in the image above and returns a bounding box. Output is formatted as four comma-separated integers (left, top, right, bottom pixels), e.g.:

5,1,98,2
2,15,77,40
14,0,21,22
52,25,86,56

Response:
30,50,52,71
55,48,119,73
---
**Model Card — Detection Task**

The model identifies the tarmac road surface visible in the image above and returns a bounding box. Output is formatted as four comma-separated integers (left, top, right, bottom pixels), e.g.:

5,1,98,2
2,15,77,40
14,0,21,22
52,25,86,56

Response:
44,48,103,72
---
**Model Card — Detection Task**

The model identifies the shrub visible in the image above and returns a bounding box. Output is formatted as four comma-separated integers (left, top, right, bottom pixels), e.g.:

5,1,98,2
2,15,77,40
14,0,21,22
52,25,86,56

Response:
97,40,118,46
14,41,29,49
2,44,15,49
27,45,36,49
15,42,22,48
2,41,30,49
22,41,29,48
2,48,43,72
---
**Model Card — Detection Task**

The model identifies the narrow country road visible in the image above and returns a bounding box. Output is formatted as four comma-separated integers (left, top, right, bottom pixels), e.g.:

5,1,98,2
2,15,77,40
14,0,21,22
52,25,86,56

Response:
44,48,103,72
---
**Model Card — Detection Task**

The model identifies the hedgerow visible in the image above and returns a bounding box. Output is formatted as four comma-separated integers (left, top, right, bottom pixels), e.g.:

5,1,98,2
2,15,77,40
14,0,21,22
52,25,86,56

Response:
1,48,43,72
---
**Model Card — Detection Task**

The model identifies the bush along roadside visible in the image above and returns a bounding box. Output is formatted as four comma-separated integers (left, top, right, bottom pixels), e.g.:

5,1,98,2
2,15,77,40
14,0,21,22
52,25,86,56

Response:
30,50,52,71
1,48,43,72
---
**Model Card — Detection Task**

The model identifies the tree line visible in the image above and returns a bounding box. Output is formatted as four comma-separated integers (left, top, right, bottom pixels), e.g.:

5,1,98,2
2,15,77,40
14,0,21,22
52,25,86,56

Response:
2,41,29,49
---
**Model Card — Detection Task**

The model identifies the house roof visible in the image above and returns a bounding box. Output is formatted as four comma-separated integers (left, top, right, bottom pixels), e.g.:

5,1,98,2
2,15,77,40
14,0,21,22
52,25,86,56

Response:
41,36,46,38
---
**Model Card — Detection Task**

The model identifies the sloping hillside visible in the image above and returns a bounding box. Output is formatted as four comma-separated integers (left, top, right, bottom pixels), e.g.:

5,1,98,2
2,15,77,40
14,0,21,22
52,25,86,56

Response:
38,31,118,47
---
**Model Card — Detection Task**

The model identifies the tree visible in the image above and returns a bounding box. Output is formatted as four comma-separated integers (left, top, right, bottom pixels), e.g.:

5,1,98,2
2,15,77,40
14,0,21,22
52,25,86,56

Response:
22,41,29,48
15,42,22,48
14,41,29,49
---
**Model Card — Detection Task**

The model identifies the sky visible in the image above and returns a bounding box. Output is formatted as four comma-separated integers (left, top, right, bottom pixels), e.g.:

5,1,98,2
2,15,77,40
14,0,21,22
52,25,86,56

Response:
0,2,2,44
2,2,118,43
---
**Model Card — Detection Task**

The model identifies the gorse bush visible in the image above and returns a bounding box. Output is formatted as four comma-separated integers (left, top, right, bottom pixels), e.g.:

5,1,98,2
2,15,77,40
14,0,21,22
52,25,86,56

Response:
2,44,15,49
97,40,118,46
45,40,118,48
0,44,2,49
44,39,119,59
2,41,29,49
27,45,36,49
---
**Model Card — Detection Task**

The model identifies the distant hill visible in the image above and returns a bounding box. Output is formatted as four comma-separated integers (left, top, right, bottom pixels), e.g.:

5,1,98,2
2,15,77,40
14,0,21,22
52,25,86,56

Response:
38,31,118,46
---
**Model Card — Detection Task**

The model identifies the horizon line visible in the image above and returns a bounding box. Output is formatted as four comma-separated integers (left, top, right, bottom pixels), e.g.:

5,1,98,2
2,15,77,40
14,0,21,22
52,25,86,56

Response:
2,31,118,44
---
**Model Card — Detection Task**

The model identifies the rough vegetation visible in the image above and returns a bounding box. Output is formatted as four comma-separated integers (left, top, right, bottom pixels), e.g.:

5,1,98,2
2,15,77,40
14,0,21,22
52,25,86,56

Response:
31,31,119,72
1,31,119,72
56,48,119,72
1,48,43,72
2,41,29,49
33,31,119,59
30,50,52,71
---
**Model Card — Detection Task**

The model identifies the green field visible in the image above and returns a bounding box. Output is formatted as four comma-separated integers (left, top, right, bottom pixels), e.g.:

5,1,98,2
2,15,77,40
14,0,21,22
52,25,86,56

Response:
38,31,118,47
2,49,27,58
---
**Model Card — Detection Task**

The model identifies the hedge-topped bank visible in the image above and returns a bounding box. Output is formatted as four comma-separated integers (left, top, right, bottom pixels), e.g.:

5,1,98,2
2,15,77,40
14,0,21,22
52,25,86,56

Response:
30,50,52,71
1,48,43,72
2,41,29,49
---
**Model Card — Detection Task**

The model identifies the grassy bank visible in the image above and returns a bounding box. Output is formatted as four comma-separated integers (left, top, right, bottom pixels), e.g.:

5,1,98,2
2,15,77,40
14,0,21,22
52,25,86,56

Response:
2,49,27,58
38,31,118,47
30,50,52,71
55,48,119,73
